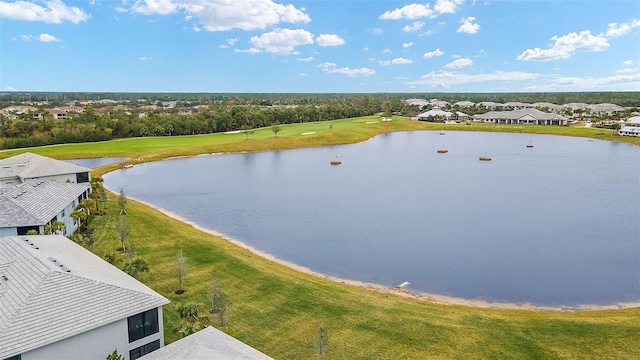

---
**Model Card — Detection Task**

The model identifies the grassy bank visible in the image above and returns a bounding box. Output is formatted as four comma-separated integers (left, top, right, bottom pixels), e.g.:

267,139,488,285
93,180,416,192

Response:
3,117,639,358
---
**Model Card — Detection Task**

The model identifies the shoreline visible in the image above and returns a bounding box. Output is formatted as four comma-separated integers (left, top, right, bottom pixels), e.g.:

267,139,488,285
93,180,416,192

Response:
117,189,640,312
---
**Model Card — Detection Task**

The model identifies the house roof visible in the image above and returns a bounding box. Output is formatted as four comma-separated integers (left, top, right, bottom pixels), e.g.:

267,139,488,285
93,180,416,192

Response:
473,108,567,121
417,107,452,118
139,326,273,360
0,235,169,359
626,116,640,125
0,152,90,182
0,180,90,227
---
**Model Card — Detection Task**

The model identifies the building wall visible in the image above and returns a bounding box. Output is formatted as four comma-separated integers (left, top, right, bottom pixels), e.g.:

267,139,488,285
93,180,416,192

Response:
22,319,129,360
20,307,165,360
0,227,18,237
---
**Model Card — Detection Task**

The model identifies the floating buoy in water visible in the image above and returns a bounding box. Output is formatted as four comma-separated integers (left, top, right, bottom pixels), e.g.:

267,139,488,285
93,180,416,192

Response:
330,161,341,165
526,145,534,148
479,156,492,161
437,149,448,153
439,132,445,135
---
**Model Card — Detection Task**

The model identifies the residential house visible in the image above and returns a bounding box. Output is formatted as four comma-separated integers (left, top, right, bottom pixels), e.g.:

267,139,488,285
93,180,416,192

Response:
473,108,568,125
618,126,640,137
139,326,273,360
0,152,91,189
0,179,90,237
0,235,170,360
416,107,469,122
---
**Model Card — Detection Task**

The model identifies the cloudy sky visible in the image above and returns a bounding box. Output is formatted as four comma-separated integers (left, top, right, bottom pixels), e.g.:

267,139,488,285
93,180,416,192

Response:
1,0,639,93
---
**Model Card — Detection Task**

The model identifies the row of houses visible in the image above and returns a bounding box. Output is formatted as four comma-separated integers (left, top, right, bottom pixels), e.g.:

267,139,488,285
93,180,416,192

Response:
405,98,626,115
0,153,273,359
416,108,569,125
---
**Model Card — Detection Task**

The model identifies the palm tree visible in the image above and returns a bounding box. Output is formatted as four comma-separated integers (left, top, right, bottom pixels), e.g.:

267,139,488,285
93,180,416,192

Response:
123,258,149,280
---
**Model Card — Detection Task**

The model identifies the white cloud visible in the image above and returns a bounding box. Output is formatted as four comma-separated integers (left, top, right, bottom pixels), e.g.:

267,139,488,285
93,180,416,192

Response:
115,7,127,13
234,48,262,55
362,47,369,51
434,0,464,14
410,70,540,87
131,0,310,31
623,59,633,65
517,30,609,61
602,18,640,38
39,33,60,42
249,28,313,55
379,57,413,66
131,0,176,14
615,68,637,73
227,38,238,46
369,27,384,34
423,48,444,59
402,21,424,32
297,56,313,62
318,62,375,77
20,33,60,42
380,0,463,20
139,56,152,60
457,16,479,34
382,48,392,54
300,73,307,77
380,3,434,20
0,0,90,23
316,34,345,47
403,42,413,48
522,73,640,92
444,57,473,69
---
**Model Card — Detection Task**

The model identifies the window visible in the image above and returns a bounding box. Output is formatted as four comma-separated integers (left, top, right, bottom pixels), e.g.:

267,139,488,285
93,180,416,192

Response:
127,308,159,343
76,172,89,183
129,340,160,360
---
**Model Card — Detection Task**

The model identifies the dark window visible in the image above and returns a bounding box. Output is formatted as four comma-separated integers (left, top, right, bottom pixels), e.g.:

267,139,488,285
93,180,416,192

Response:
129,340,160,360
127,308,159,343
16,226,39,235
4,354,22,360
76,172,89,183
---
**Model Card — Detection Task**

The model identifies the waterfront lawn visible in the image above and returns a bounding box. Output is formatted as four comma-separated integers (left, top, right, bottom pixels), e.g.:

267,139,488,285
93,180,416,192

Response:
89,194,640,359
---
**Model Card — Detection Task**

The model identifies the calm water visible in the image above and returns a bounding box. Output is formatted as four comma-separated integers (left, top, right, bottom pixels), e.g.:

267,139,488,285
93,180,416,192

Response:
103,131,640,307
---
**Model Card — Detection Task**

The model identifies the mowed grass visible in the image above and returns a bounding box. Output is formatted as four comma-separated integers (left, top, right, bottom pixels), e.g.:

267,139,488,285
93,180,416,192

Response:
4,117,640,358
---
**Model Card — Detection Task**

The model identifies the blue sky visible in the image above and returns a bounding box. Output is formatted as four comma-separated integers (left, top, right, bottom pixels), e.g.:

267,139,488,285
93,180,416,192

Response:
1,0,639,93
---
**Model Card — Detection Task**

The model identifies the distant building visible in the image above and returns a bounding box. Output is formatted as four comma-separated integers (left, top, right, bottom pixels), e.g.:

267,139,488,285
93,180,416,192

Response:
0,235,170,360
139,326,273,360
473,108,568,125
618,126,640,137
416,107,468,122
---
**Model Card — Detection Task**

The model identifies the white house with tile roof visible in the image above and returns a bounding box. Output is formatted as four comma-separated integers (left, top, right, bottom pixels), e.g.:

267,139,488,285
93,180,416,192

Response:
473,108,568,125
0,152,91,189
0,180,90,237
139,326,273,360
0,235,170,360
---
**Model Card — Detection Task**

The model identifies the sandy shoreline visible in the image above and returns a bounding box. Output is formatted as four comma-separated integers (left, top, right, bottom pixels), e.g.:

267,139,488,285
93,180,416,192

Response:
114,188,639,312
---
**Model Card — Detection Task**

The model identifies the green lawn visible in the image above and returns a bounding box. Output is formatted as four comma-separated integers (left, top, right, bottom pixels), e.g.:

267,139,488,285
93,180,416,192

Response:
3,117,639,359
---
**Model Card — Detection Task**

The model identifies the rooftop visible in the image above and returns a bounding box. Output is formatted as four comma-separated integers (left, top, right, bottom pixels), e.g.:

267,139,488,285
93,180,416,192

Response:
139,326,273,360
0,152,90,183
0,235,169,358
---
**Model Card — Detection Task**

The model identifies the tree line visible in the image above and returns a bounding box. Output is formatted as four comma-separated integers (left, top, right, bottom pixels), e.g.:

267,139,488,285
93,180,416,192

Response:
0,96,418,149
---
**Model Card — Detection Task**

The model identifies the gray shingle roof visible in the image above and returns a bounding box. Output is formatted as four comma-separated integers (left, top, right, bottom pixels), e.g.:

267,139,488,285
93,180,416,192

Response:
474,108,567,121
0,180,90,227
139,326,273,360
0,152,90,183
0,235,169,358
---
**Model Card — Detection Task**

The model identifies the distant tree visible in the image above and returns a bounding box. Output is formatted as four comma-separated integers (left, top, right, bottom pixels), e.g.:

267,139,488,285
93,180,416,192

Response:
316,325,329,359
118,188,128,215
106,349,125,360
116,215,129,251
175,250,187,294
271,122,281,138
123,258,149,280
240,125,254,140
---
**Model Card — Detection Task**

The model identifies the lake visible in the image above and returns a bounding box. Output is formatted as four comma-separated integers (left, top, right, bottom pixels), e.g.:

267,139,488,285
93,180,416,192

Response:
103,131,640,307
